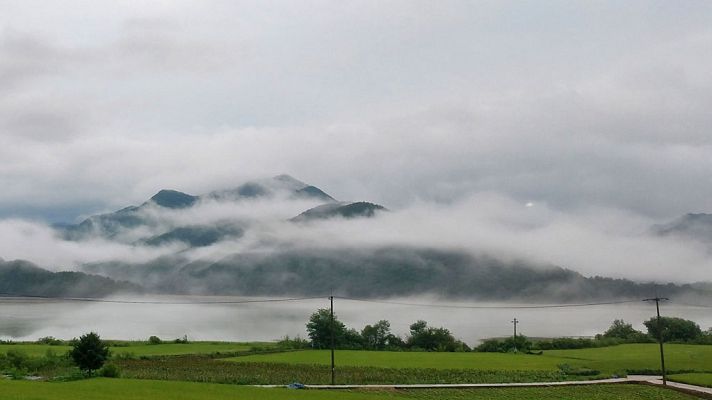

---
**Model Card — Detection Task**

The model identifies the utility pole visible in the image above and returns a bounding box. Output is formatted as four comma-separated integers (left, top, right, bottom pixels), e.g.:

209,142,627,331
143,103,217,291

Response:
643,297,669,385
511,318,519,353
329,295,335,385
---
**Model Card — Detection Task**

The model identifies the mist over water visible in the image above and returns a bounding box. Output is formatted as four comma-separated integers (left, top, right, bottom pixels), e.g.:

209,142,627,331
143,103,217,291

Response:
1,296,709,346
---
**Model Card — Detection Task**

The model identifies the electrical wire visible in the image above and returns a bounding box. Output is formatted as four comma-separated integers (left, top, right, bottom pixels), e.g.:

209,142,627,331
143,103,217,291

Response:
335,296,643,309
0,293,326,305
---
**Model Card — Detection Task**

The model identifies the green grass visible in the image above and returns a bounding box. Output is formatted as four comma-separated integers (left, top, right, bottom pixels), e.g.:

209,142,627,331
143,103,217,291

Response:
228,344,712,376
669,373,712,388
0,378,387,400
543,344,712,374
376,385,699,399
110,342,268,356
0,342,272,358
0,344,72,357
0,379,699,400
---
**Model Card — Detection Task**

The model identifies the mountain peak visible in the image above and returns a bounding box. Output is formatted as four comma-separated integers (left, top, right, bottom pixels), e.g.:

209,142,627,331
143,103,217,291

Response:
272,174,308,190
292,201,387,221
150,190,198,209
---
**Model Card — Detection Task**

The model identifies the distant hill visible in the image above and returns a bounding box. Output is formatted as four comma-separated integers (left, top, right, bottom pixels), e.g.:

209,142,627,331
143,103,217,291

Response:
141,224,244,247
0,259,141,298
654,213,712,241
292,202,386,221
80,247,711,302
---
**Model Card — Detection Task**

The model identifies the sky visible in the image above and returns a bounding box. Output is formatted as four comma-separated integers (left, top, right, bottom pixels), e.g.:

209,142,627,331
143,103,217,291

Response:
1,1,712,222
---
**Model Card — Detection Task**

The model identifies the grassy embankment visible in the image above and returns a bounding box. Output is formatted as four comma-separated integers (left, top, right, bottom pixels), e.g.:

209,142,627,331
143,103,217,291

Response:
0,379,700,400
668,373,712,388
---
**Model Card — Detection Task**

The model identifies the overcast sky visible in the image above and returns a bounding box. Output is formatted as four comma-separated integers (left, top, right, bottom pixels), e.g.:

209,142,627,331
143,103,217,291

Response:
1,1,712,223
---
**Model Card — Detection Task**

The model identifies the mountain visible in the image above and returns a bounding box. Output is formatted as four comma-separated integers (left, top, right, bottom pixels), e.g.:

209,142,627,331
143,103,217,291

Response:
141,224,244,247
0,259,141,298
79,247,710,302
293,186,335,202
150,190,198,209
292,202,386,221
208,174,336,202
654,213,712,241
60,175,337,241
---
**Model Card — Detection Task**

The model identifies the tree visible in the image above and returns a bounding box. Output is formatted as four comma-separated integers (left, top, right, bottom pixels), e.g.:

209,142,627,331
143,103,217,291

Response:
407,320,470,352
643,316,702,342
602,319,643,340
306,308,347,349
362,320,391,350
70,332,110,374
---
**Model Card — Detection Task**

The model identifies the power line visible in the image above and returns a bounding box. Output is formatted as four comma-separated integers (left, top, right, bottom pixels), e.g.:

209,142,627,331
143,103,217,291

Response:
672,302,712,309
335,296,642,309
0,293,326,305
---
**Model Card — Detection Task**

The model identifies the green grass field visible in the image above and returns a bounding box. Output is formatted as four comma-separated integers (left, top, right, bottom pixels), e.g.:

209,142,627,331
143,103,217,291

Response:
669,373,712,388
228,344,712,375
543,344,712,374
0,341,271,358
0,379,699,400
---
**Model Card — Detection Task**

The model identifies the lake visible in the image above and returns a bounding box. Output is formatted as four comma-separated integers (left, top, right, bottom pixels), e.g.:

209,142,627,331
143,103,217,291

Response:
1,296,710,345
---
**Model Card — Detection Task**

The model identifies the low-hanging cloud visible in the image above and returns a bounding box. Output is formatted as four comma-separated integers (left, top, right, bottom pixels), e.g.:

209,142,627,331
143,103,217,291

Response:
1,190,710,284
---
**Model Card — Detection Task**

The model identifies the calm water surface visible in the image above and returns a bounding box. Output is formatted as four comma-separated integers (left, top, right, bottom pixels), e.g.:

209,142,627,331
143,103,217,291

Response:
1,296,709,345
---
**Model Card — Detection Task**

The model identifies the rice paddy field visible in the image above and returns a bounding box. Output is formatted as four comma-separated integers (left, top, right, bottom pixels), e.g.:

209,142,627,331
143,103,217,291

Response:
0,379,701,400
227,344,712,376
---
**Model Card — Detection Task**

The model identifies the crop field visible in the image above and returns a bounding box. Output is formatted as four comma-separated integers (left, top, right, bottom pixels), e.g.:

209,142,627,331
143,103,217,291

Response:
227,344,712,376
669,373,712,388
0,341,271,358
543,344,712,374
0,379,699,400
117,356,565,385
228,350,562,370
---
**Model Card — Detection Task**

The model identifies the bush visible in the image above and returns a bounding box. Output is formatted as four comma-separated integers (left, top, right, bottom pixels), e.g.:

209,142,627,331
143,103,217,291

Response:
475,336,531,352
277,335,310,350
36,336,64,346
99,363,121,378
173,335,189,344
148,336,162,345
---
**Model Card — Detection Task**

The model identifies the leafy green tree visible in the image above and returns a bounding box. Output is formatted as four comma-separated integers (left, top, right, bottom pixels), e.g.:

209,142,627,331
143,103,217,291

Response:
602,319,643,340
70,332,110,374
306,308,347,349
643,316,702,342
407,320,470,352
362,320,391,350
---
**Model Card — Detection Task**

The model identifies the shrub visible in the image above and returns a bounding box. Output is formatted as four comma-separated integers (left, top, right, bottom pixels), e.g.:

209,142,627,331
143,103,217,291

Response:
148,336,162,345
99,363,121,378
277,335,310,350
36,336,64,346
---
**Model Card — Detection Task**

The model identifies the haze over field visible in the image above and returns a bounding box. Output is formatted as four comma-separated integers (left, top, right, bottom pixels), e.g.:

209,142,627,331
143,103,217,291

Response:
1,1,712,297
